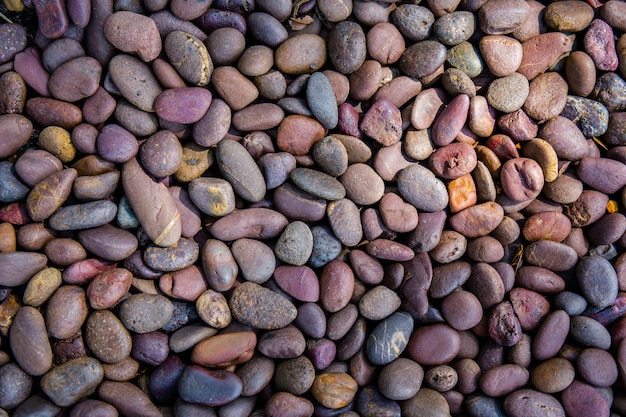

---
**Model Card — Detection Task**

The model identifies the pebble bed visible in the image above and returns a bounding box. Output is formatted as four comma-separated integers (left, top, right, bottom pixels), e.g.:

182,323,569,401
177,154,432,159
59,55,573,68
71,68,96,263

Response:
0,0,626,416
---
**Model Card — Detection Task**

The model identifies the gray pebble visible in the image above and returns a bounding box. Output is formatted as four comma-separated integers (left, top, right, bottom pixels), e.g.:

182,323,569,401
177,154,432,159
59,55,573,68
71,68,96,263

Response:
307,72,339,129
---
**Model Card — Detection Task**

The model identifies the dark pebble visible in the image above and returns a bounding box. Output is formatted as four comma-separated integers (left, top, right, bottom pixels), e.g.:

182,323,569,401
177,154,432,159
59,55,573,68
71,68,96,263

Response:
0,161,29,204
356,385,401,417
178,365,242,407
577,255,619,308
366,311,414,365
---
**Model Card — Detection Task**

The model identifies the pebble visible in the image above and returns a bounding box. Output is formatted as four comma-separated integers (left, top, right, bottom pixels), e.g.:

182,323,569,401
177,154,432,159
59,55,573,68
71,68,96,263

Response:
85,310,132,364
327,21,367,75
119,294,174,334
274,265,319,302
0,23,27,64
366,311,414,365
163,30,212,87
277,115,326,155
465,395,507,417
211,208,288,241
191,331,255,367
577,348,618,388
561,95,609,138
523,71,568,123
360,99,403,147
544,0,594,32
296,303,326,338
77,224,138,262
0,161,29,204
447,41,483,79
479,35,523,77
576,255,619,308
188,177,235,217
399,40,447,79
340,163,385,206
230,238,275,284
144,238,199,272
258,325,306,359
561,380,610,417
108,55,162,112
434,12,474,46
478,0,529,35
311,372,358,410
310,225,343,268
23,267,62,308
319,259,355,314
48,200,117,231
122,158,181,247
486,72,529,113
154,87,213,124
584,19,618,72
480,364,529,397
397,164,449,212
265,392,314,417
0,363,32,410
503,389,565,417
104,11,161,62
356,385,401,417
98,381,161,417
401,388,450,417
40,357,104,407
274,356,316,395
378,358,423,401
69,400,118,417
307,72,339,129
9,305,53,377
275,34,327,75
569,315,611,350
530,357,575,394
48,57,102,103
407,323,461,366
229,282,297,330
290,168,346,201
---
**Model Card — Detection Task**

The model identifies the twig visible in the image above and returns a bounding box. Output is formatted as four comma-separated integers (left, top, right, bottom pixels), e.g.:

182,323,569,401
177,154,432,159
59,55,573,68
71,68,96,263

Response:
0,10,13,23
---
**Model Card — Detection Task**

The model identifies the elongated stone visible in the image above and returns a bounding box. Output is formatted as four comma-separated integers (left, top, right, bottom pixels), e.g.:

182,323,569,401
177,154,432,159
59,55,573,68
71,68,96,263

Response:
41,357,104,407
0,251,47,287
122,158,181,247
48,200,118,231
26,168,77,222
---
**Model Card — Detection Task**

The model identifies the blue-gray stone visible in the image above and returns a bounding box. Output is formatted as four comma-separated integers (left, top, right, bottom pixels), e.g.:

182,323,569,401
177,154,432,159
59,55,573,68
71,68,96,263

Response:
561,95,609,137
290,167,346,201
554,291,588,316
447,41,484,78
356,386,401,417
306,72,338,129
0,161,29,203
143,238,199,272
576,255,619,308
309,225,342,268
366,311,414,366
593,72,626,112
465,395,506,417
569,315,611,350
178,365,242,407
116,195,139,229
48,200,118,231
161,301,199,332
148,355,186,405
433,11,475,46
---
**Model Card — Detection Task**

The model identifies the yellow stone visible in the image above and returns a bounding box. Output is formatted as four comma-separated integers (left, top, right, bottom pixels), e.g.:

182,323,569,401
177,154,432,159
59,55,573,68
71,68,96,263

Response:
2,0,25,12
23,267,62,307
311,372,358,409
38,126,76,163
448,173,477,213
0,222,16,252
175,142,214,183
